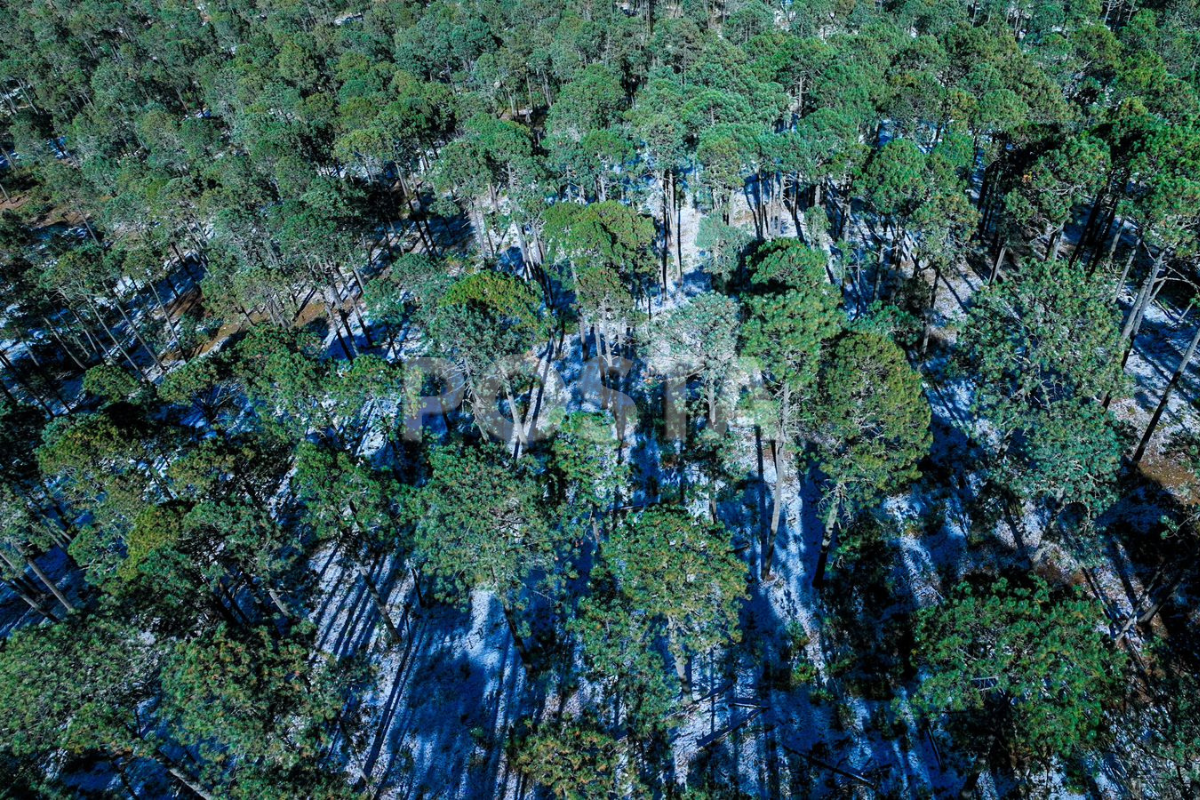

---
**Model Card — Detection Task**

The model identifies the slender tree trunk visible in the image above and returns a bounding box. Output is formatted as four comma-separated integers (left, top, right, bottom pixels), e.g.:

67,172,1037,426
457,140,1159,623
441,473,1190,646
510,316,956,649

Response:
502,603,530,665
990,244,1007,282
169,242,195,283
356,561,403,645
977,162,992,220
672,648,691,696
83,296,147,380
872,223,889,302
145,278,184,354
662,170,673,281
43,316,89,371
762,437,785,582
351,301,374,349
12,330,66,407
1047,225,1063,262
753,424,772,575
1114,564,1187,641
921,261,941,356
0,350,53,415
266,586,292,618
410,566,424,608
1135,570,1186,627
20,547,72,612
337,308,358,358
77,206,101,245
1133,322,1200,463
957,731,998,798
216,581,253,627
115,757,140,799
500,371,529,457
469,202,488,255
32,475,73,543
64,303,105,357
1,573,56,620
1070,190,1106,268
676,175,684,275
812,490,841,589
163,267,183,303
1118,247,1166,373
152,754,215,800
1108,228,1133,295
0,371,19,408
660,215,670,295
1092,204,1120,268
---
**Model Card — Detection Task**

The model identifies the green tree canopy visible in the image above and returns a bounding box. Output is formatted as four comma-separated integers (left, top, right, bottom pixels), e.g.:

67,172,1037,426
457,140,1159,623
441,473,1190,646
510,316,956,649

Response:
915,576,1127,769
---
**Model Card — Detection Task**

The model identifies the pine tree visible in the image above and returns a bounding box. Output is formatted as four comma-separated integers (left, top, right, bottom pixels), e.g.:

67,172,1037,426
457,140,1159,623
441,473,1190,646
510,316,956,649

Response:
604,507,747,691
741,258,842,580
809,332,930,586
915,576,1126,776
415,441,563,662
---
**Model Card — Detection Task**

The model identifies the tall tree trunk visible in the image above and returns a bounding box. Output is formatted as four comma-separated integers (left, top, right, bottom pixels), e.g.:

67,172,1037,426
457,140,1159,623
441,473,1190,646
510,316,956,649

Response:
676,173,684,275
0,350,54,415
144,277,184,355
266,586,291,618
350,302,374,349
43,316,89,371
1107,227,1133,294
1133,321,1200,463
762,437,786,582
1070,188,1107,268
410,566,424,608
64,302,105,357
216,581,253,627
1047,225,1063,262
83,296,147,380
921,261,941,356
500,372,529,458
4,576,57,620
812,489,841,589
1114,564,1188,641
1118,247,1166,372
0,548,59,620
152,753,215,800
502,603,531,666
672,648,691,696
872,223,890,302
10,330,66,407
356,561,403,645
957,730,998,798
20,546,72,613
1087,205,1120,275
337,308,358,358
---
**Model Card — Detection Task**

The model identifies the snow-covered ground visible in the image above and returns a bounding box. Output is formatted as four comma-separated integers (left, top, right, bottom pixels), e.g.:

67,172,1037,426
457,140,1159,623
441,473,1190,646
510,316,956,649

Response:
277,201,1200,796
3,194,1195,797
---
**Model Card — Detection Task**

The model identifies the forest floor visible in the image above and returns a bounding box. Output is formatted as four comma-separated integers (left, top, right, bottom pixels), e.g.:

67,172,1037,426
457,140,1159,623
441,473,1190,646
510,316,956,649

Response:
3,191,1196,798
290,195,1200,798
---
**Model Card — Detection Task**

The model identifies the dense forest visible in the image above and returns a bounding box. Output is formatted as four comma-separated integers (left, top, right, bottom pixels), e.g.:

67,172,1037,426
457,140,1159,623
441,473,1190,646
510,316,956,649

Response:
0,0,1199,796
